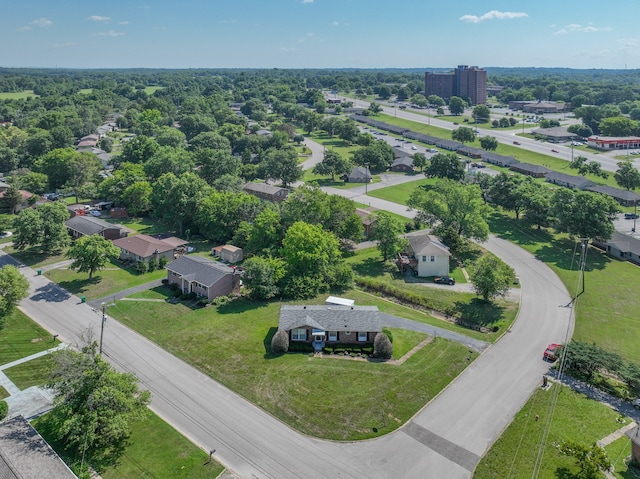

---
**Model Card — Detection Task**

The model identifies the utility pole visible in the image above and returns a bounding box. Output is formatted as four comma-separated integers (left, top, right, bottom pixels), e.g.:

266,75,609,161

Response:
99,302,107,355
365,162,370,195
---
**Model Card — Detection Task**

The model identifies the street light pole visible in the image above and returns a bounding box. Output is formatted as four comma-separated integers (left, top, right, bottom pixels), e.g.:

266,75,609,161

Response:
365,162,369,195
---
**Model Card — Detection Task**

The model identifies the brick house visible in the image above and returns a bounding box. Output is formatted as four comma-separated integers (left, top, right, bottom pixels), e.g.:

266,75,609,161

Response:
65,216,127,241
112,234,187,264
243,182,289,202
166,255,240,300
278,305,382,351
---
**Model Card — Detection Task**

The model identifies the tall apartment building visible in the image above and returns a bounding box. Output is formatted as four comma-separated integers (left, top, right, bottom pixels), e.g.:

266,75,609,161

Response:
424,65,487,105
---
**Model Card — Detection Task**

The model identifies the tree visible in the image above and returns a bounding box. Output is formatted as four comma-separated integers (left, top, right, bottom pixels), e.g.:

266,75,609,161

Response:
488,173,527,219
0,265,29,329
1,184,23,214
312,149,351,182
551,189,620,241
521,181,552,229
569,156,608,179
121,181,152,217
479,136,498,151
243,256,286,301
408,179,489,242
261,147,302,187
67,235,120,280
472,104,491,123
371,212,408,262
280,221,343,298
245,207,283,256
558,441,611,479
47,342,151,462
426,95,445,107
412,152,427,172
351,140,395,173
368,102,382,115
117,135,159,165
12,208,43,249
271,330,289,354
452,126,476,144
448,96,467,115
469,255,516,302
425,152,465,181
39,202,71,253
373,332,393,359
17,172,48,195
614,160,640,191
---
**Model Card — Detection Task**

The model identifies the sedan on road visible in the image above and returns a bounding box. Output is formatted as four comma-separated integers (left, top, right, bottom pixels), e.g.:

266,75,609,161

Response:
513,141,521,145
551,149,560,153
433,276,456,285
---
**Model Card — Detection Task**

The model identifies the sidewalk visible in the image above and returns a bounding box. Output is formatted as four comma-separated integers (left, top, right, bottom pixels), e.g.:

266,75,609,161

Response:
88,279,164,308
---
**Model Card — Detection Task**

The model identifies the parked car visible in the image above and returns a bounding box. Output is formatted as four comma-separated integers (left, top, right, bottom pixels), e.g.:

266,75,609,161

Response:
89,210,101,217
513,141,521,145
624,213,639,219
411,145,418,150
543,343,561,361
551,149,560,153
427,148,438,153
434,276,455,285
632,399,640,409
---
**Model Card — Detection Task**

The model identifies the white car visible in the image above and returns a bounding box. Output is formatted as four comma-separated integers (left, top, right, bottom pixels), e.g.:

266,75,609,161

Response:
633,399,640,409
411,146,418,150
89,210,101,217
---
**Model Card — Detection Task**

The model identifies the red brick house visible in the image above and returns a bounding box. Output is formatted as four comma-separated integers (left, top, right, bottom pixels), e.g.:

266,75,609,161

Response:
112,234,187,264
166,255,240,300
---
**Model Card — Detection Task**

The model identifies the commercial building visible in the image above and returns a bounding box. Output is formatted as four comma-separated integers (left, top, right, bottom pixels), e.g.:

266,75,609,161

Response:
424,65,487,105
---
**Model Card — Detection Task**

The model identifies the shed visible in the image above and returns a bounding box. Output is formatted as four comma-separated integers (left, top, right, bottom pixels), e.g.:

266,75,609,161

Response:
325,296,355,307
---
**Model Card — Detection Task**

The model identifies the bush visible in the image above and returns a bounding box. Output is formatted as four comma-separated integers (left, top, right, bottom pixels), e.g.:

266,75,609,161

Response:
158,256,168,269
0,400,7,421
271,330,289,354
373,332,393,359
135,261,148,274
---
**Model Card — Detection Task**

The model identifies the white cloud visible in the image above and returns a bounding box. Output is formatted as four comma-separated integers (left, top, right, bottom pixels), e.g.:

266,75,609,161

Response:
89,15,110,22
460,10,527,23
331,20,349,27
119,21,129,25
97,30,125,37
554,23,611,35
301,0,314,3
32,17,53,27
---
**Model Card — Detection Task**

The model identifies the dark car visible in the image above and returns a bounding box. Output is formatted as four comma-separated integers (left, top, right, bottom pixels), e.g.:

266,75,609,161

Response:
434,276,455,285
513,141,521,145
543,343,561,361
624,213,639,219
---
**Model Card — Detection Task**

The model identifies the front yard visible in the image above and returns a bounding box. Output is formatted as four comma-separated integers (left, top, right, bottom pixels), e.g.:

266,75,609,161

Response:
108,292,478,440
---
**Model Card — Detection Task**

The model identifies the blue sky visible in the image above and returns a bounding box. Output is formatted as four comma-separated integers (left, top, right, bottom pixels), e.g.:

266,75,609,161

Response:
2,0,638,69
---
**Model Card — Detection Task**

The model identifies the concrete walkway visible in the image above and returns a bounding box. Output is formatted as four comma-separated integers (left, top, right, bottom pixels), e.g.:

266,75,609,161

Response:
88,279,164,308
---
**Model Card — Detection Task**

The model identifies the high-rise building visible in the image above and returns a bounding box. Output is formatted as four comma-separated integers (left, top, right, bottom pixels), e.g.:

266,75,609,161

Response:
424,65,487,105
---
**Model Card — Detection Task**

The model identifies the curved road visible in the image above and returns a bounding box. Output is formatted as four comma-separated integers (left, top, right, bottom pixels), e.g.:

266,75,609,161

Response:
3,181,573,479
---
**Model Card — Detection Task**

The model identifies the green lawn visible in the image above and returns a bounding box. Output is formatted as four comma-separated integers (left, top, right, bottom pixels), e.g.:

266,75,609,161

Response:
46,260,167,300
0,310,59,365
474,383,629,479
144,86,164,95
604,436,634,478
0,386,9,400
34,410,223,479
4,355,53,390
488,212,640,364
106,217,170,235
367,177,433,204
4,245,69,268
0,90,37,100
108,293,477,440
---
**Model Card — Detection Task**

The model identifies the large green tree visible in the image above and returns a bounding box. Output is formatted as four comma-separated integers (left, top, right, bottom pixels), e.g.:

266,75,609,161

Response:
261,147,302,187
242,255,286,301
469,255,516,302
313,149,352,182
472,104,491,123
479,136,498,151
614,160,640,191
448,96,467,115
351,140,395,173
551,189,619,241
452,126,476,144
67,235,120,280
0,265,29,329
425,152,465,181
39,202,71,253
1,184,23,214
408,179,489,242
371,212,408,262
47,342,151,463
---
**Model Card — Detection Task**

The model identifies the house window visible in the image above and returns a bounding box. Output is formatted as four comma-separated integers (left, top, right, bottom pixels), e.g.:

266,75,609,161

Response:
358,332,368,342
422,255,426,262
291,328,307,341
328,331,338,342
430,256,435,262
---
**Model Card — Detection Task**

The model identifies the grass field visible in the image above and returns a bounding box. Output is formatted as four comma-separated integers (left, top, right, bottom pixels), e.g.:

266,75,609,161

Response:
0,310,59,365
46,260,167,300
34,410,223,479
108,292,477,440
0,90,37,100
4,355,53,390
5,245,69,268
474,383,629,479
604,436,634,478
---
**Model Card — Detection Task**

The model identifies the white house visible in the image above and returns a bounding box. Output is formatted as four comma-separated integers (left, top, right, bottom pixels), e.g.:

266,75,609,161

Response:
397,231,451,277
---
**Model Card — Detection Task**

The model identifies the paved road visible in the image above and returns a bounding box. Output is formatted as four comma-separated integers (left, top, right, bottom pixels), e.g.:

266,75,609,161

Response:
2,184,573,479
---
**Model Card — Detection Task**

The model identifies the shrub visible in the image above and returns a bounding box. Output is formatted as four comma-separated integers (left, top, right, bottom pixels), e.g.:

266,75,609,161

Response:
158,256,168,269
161,278,169,285
271,330,289,354
135,261,148,274
148,257,159,272
0,400,7,421
373,332,393,359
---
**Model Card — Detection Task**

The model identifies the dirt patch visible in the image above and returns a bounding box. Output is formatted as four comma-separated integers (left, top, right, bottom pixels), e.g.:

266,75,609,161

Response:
30,338,43,343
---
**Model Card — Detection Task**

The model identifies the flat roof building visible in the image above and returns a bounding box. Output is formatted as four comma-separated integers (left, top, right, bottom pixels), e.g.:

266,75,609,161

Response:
425,65,487,105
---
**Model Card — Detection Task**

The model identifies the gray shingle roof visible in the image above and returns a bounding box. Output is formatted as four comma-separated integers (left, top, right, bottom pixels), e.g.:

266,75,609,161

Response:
166,255,234,287
243,182,287,196
278,305,382,333
0,415,78,479
509,163,551,175
586,185,640,203
404,231,451,257
65,215,121,236
545,171,595,189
